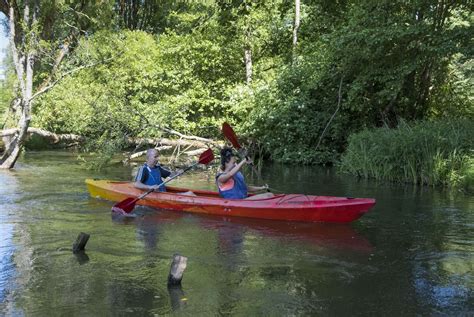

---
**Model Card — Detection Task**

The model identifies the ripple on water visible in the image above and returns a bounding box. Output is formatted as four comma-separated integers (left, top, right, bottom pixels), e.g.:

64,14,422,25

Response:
0,223,15,304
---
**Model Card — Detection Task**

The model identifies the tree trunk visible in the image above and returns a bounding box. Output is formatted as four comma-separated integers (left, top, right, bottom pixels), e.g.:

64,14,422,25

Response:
243,3,253,86
244,47,253,85
0,108,30,168
0,3,35,169
1,1,81,169
293,0,300,47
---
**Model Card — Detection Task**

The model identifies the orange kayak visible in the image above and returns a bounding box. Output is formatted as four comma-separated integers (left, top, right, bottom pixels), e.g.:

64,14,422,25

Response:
86,179,376,223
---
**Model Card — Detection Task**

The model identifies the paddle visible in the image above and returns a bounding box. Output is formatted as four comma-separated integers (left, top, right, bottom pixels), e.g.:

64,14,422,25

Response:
222,122,251,162
112,148,214,214
222,122,270,192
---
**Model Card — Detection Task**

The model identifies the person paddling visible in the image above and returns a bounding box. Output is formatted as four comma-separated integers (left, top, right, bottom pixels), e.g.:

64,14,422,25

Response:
216,147,273,200
134,148,181,192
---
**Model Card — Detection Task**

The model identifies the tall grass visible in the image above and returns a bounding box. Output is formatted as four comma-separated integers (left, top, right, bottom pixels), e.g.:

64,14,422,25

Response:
339,119,474,192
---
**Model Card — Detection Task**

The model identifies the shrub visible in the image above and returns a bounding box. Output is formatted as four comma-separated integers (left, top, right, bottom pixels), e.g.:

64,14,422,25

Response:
339,119,474,192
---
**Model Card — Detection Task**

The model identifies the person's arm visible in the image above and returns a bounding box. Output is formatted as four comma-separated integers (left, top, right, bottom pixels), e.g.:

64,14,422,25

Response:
159,166,172,179
134,181,159,190
248,184,269,192
217,159,249,184
159,165,185,179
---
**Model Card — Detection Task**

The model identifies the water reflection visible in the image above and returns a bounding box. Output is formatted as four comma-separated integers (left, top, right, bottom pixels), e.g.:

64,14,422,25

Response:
73,251,90,265
127,210,373,254
0,223,15,303
0,151,472,315
0,171,24,316
167,285,186,311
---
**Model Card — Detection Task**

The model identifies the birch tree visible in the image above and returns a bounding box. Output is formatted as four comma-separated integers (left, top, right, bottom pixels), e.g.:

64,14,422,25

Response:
0,0,111,168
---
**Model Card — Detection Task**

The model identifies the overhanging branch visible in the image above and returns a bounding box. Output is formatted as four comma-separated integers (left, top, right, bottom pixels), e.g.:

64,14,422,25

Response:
30,62,96,101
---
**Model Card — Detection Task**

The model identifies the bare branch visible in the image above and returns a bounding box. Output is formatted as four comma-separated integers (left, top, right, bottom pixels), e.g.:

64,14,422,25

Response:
160,126,219,145
128,107,220,145
315,76,344,151
30,62,96,101
36,36,74,92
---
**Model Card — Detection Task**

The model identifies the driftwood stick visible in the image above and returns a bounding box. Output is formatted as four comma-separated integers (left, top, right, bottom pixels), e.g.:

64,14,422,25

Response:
72,232,90,253
168,254,188,286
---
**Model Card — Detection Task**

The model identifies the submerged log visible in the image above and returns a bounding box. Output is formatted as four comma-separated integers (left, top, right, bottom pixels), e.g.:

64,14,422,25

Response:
168,254,188,286
72,232,90,253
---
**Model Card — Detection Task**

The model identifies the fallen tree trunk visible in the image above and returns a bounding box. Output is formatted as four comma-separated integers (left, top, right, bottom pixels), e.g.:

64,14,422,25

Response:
1,127,85,142
123,136,220,164
123,147,209,163
126,137,222,149
1,128,222,165
2,129,220,149
1,127,85,150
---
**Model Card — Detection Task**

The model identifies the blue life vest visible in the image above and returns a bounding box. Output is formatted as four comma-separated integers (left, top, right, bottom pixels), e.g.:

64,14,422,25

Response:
216,171,248,199
136,164,170,192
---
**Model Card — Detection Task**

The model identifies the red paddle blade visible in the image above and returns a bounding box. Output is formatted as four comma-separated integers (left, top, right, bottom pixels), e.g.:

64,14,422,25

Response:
222,122,241,149
198,148,214,165
112,197,137,214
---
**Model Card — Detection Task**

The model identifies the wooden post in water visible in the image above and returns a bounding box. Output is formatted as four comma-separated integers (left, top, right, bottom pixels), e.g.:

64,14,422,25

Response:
72,232,90,253
168,254,188,286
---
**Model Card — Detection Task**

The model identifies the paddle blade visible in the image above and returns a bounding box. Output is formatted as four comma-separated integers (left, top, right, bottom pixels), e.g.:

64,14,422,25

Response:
198,148,214,165
222,122,241,149
112,197,137,214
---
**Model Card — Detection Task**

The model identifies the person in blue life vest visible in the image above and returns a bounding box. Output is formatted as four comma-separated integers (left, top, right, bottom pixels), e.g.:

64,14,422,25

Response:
134,148,183,192
216,147,274,200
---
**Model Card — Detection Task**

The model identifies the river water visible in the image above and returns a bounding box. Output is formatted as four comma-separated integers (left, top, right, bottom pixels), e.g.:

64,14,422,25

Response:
0,151,472,316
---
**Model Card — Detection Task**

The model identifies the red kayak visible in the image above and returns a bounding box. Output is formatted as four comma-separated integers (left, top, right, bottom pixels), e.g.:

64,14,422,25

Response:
86,179,375,223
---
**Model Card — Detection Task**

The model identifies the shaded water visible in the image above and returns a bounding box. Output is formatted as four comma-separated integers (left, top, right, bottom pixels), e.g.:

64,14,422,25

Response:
0,151,473,316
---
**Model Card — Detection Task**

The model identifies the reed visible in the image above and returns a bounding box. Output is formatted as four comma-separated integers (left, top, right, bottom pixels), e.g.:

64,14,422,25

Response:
339,119,474,192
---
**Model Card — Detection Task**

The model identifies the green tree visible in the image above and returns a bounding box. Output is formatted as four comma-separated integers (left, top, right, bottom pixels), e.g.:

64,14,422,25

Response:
0,0,114,168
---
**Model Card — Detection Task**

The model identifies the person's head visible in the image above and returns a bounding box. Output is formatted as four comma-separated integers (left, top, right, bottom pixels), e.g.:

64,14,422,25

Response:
146,148,159,166
220,147,235,170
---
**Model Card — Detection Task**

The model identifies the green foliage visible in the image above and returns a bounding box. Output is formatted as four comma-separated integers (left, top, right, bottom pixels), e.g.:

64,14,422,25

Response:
2,0,470,172
80,130,127,170
34,27,240,140
231,0,473,164
329,1,473,123
339,119,474,192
